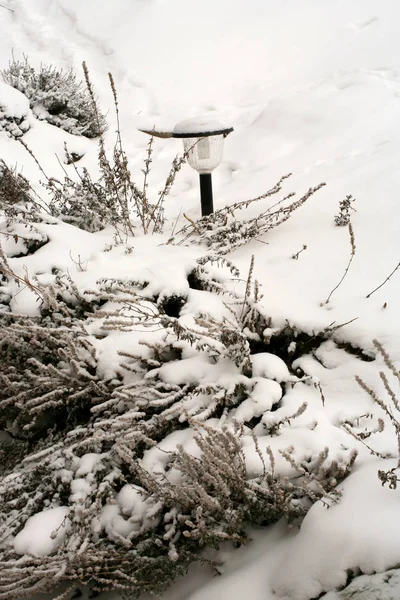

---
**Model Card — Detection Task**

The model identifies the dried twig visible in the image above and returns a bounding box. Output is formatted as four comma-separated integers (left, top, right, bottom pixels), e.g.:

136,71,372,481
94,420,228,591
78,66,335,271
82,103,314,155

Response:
183,212,200,233
366,261,400,299
292,244,307,260
323,223,356,304
0,3,14,12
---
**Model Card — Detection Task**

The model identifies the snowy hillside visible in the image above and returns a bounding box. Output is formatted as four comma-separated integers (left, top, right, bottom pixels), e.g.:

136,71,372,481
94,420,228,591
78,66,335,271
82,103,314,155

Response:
0,1,400,599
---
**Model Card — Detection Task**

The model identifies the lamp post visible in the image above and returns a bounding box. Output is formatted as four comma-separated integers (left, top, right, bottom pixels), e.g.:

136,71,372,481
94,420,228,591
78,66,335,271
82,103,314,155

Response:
172,117,233,217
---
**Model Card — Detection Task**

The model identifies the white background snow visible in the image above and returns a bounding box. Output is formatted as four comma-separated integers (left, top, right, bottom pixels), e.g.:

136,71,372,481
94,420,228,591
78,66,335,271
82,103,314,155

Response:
1,0,400,599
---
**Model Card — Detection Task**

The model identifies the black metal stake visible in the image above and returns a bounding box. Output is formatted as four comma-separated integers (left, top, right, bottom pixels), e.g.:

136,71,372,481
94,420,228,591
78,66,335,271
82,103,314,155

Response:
199,173,214,216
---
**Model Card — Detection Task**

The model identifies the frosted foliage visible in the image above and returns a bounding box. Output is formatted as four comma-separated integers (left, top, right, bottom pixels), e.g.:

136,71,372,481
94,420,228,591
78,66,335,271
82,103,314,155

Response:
0,232,359,598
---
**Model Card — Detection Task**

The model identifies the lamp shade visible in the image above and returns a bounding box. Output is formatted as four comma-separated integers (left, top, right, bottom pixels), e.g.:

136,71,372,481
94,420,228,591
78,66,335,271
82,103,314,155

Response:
173,117,233,174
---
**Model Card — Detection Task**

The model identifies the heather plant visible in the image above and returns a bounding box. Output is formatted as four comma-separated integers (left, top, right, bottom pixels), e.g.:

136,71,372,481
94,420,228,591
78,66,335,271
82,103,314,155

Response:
0,159,32,213
2,57,106,138
173,174,326,255
37,65,191,239
0,61,359,600
0,254,359,599
0,170,52,264
0,159,52,264
342,341,400,489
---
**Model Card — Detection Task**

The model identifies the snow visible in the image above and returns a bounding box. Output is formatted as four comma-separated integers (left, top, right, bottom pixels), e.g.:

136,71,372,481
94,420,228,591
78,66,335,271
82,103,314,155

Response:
0,81,31,136
0,81,30,120
272,460,400,599
234,378,282,421
173,116,233,137
98,485,162,541
251,352,292,383
1,0,400,599
322,569,400,600
13,507,70,557
75,453,104,477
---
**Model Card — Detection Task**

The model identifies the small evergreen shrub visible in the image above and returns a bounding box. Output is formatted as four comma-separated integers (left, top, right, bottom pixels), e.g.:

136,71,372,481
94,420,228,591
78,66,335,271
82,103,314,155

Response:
2,58,106,138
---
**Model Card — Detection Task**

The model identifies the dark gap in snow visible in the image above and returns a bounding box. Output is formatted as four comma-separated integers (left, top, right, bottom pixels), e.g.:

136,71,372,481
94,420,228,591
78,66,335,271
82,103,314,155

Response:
157,294,186,318
335,341,374,362
5,236,49,258
249,328,374,375
47,100,68,116
187,269,204,290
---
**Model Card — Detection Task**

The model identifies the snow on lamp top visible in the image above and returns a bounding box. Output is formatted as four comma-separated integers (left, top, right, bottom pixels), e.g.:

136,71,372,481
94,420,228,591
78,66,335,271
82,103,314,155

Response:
173,116,233,174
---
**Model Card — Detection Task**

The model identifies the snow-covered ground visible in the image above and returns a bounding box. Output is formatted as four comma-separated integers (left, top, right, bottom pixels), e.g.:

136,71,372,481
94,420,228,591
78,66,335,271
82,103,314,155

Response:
1,1,400,599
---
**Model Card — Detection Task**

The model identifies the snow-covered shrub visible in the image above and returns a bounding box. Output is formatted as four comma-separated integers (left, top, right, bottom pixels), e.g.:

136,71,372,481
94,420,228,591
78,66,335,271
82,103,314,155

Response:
0,255,359,599
46,166,116,233
174,174,326,255
0,159,31,211
0,315,117,441
0,159,52,237
0,162,51,309
0,81,31,138
342,340,400,489
2,58,106,138
44,74,189,237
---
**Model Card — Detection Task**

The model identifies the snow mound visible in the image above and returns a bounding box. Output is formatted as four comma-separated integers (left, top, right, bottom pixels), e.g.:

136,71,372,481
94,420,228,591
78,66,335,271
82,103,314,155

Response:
234,378,282,422
272,460,400,600
251,353,291,383
13,507,70,557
